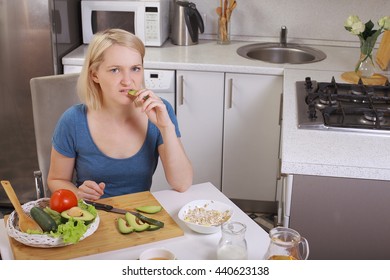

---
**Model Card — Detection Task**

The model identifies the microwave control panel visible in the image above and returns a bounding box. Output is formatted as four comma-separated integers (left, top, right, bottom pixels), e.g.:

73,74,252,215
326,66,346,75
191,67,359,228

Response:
145,11,160,41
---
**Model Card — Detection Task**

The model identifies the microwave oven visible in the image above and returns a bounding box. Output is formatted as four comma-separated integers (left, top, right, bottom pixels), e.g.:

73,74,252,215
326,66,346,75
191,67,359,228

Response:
81,0,169,46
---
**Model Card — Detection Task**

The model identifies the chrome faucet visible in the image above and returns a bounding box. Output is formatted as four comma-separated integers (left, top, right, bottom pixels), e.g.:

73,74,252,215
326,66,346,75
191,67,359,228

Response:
280,26,287,47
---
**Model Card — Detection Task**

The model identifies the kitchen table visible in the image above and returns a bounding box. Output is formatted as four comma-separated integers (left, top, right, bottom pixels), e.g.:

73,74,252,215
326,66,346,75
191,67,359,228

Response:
0,182,270,260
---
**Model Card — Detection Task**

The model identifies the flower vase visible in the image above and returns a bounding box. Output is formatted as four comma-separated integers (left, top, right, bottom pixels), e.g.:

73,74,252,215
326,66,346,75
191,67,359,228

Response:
355,38,377,78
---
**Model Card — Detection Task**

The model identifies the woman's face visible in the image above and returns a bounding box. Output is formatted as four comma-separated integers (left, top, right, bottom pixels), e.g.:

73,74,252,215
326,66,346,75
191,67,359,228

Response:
91,44,144,107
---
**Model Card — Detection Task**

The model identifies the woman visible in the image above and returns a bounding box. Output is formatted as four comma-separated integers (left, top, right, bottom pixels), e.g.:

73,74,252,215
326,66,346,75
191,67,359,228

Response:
47,29,193,200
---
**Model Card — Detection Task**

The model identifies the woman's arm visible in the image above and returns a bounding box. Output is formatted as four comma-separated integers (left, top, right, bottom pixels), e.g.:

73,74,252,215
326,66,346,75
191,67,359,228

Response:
158,125,193,192
47,148,105,200
137,90,193,191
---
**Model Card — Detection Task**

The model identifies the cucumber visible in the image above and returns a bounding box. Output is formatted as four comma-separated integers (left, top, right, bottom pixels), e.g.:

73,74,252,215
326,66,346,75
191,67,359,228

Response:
30,206,58,233
43,206,62,225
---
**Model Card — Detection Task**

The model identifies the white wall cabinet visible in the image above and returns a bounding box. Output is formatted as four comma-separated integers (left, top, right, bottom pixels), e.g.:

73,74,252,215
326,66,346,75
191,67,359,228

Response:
222,73,283,202
176,70,283,202
176,70,225,189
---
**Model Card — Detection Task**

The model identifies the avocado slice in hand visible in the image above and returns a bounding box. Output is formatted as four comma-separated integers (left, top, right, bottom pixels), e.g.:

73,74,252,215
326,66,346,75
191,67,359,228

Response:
128,89,138,96
125,212,150,232
136,205,162,214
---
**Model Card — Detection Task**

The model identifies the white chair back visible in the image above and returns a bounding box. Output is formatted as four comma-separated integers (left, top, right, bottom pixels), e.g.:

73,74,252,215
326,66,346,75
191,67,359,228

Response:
30,73,80,197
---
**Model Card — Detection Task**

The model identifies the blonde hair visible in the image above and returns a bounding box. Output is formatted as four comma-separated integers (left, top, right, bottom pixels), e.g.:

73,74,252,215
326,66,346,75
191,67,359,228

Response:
77,29,145,110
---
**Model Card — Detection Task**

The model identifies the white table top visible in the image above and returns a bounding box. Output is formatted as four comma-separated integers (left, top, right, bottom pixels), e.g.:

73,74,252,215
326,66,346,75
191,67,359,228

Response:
0,182,270,260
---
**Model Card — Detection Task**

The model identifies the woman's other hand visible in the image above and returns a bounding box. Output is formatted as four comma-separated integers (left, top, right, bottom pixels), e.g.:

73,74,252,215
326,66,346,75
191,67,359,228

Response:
77,180,105,201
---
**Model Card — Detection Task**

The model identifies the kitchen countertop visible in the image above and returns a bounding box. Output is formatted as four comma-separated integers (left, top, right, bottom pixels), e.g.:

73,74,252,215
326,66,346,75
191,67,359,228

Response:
63,39,364,75
0,182,270,260
63,39,390,181
282,69,390,181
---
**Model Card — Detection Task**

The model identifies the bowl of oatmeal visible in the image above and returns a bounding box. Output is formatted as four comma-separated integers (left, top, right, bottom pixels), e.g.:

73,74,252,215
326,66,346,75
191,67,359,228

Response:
178,200,233,234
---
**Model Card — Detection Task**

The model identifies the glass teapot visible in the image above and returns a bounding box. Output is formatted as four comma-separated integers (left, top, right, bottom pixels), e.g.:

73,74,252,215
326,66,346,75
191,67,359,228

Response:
264,227,309,260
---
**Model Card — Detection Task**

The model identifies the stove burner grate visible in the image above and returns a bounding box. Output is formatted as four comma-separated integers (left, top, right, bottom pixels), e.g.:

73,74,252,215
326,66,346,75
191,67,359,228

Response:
323,107,390,130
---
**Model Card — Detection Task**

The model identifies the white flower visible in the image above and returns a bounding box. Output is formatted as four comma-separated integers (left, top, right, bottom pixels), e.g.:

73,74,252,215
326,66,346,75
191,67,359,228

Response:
344,15,361,28
378,16,390,30
351,21,365,35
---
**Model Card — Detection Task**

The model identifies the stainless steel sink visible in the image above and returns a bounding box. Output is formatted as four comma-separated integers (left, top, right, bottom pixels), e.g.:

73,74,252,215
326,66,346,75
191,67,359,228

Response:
237,43,327,64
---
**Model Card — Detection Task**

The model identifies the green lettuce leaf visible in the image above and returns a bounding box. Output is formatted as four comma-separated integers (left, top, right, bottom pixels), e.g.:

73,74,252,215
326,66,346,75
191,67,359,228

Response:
50,219,87,244
48,200,97,244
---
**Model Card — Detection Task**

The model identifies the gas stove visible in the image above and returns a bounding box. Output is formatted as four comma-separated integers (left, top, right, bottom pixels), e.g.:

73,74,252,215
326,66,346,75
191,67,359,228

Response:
296,76,390,134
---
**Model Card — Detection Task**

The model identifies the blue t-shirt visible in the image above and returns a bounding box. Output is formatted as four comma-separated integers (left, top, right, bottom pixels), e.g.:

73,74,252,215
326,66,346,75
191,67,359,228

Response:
52,100,180,198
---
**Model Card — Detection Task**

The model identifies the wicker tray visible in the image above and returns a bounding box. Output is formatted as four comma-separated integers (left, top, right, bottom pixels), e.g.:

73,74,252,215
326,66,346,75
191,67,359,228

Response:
6,198,99,248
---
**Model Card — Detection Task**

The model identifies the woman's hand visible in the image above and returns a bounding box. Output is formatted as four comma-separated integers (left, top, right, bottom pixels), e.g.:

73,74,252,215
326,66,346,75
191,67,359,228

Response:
135,89,173,129
77,180,105,201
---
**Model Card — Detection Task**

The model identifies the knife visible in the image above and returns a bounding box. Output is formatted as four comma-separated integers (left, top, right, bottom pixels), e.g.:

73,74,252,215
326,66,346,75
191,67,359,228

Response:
85,200,164,228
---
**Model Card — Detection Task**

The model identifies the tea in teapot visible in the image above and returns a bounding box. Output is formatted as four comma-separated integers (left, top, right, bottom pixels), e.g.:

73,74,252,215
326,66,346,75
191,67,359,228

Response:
264,227,309,260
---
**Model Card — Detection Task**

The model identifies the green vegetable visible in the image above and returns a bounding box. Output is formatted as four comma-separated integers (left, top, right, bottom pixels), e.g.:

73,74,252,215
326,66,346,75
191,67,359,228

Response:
147,224,162,231
79,200,97,218
43,206,62,225
128,89,138,96
51,219,87,244
117,217,134,234
61,207,95,224
136,213,164,228
136,205,162,214
30,206,58,233
44,200,97,244
125,212,150,232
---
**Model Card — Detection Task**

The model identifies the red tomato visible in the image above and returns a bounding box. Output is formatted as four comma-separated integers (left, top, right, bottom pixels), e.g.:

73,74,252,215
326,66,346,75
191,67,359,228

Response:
50,189,78,213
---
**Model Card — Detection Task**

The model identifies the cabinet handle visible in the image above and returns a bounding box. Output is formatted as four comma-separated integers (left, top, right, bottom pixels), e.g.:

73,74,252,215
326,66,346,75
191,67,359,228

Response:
279,93,283,125
178,75,184,106
228,78,233,109
277,158,282,180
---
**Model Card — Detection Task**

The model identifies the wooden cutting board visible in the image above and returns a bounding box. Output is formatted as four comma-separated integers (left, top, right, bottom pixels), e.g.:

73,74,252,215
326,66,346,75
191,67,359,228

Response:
5,191,184,260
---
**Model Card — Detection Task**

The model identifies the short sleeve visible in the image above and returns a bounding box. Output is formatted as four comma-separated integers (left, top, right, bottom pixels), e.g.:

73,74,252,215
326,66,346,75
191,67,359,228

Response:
52,106,78,158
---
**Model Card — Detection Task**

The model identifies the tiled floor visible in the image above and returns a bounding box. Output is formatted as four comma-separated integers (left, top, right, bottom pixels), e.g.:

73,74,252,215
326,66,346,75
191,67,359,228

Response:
247,212,276,233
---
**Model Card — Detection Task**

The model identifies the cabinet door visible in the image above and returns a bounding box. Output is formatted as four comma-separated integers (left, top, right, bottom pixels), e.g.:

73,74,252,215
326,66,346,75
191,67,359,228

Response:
176,70,225,189
222,73,283,201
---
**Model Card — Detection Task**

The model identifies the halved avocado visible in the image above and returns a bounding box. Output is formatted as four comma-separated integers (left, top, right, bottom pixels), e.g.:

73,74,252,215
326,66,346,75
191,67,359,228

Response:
117,217,134,234
125,212,150,232
136,205,162,214
61,206,95,223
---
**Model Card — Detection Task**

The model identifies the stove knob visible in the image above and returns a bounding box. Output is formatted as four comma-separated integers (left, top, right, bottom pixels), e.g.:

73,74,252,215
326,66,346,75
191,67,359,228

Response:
305,77,312,89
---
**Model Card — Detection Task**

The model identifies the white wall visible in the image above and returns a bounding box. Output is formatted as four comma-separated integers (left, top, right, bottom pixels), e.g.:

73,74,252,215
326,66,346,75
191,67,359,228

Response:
193,0,390,46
